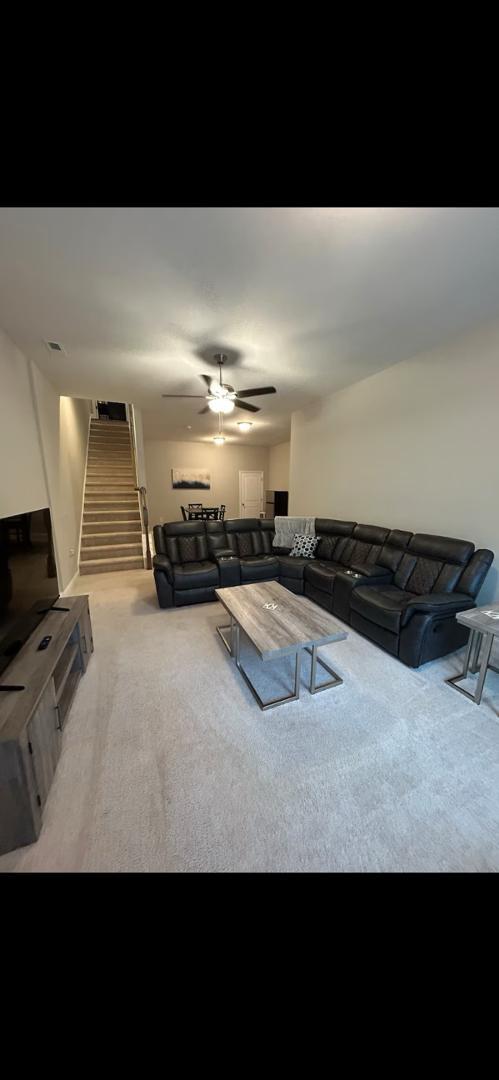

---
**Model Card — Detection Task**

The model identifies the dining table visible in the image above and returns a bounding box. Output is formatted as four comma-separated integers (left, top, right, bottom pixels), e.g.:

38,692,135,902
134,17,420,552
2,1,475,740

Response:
187,507,220,520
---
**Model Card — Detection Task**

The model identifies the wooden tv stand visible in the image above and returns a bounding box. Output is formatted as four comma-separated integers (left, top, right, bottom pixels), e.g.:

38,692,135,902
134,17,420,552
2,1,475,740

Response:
0,596,93,856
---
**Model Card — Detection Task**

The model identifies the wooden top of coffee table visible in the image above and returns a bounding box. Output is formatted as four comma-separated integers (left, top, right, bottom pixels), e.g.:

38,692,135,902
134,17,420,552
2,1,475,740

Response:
215,580,347,660
456,602,499,636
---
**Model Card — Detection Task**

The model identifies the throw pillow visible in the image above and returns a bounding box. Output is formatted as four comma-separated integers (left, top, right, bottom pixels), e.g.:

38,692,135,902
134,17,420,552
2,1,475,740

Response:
289,533,319,558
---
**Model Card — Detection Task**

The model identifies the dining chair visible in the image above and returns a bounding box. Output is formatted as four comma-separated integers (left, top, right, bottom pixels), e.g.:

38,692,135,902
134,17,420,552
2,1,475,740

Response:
188,502,202,509
219,504,226,522
180,506,188,521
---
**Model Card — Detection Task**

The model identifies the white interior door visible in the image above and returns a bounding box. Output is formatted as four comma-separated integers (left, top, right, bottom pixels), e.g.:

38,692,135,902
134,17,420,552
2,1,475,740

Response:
239,471,264,517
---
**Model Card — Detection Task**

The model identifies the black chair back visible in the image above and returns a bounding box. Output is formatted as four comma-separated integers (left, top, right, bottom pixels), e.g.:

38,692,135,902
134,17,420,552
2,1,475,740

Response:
219,504,226,521
180,506,188,521
188,502,202,509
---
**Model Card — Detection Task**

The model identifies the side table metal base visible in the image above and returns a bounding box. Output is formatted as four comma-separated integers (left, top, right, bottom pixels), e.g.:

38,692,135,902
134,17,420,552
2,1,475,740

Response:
446,628,499,708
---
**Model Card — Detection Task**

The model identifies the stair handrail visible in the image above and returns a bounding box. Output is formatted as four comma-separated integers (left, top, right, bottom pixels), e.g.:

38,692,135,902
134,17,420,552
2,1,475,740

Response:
135,485,152,570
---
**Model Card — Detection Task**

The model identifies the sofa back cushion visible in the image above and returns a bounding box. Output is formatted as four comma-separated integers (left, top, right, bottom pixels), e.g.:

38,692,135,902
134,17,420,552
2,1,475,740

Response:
314,519,356,562
457,549,494,598
259,519,275,554
205,520,230,556
163,521,209,564
153,524,167,556
394,533,475,595
338,524,390,568
378,529,413,572
224,518,262,558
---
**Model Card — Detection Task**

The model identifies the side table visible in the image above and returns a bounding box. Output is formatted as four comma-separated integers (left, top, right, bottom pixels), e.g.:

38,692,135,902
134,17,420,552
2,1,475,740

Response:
446,602,499,710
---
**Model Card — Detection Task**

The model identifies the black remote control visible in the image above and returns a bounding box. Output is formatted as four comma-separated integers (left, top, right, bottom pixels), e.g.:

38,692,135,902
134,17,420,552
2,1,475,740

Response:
38,635,52,651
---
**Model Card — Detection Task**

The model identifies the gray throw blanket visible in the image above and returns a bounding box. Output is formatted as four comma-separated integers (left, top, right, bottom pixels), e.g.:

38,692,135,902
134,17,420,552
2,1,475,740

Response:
273,516,315,549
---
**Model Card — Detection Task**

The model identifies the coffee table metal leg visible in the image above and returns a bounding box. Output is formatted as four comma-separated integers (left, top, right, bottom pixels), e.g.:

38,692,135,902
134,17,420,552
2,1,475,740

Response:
234,629,302,711
217,615,235,656
307,644,343,694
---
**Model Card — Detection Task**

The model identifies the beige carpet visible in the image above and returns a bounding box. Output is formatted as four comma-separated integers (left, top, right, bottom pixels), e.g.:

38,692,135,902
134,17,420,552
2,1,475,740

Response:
2,568,499,873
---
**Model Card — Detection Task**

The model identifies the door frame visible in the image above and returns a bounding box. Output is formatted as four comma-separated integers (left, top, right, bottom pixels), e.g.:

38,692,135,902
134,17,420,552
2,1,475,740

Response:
239,470,264,518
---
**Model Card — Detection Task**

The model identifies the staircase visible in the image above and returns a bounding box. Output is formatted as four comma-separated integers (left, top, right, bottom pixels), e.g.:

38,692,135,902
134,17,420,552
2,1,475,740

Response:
79,419,144,575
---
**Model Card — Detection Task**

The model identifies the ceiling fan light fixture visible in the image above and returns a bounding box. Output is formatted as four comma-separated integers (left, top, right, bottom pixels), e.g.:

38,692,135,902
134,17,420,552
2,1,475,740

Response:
208,397,234,414
237,421,252,432
213,434,225,445
210,379,227,397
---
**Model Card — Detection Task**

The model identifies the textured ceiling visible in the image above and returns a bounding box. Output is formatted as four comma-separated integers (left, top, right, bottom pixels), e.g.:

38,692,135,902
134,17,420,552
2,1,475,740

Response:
1,206,499,445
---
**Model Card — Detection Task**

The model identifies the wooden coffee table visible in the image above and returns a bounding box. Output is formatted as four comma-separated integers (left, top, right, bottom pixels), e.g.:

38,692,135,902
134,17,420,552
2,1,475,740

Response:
215,580,347,711
445,602,499,711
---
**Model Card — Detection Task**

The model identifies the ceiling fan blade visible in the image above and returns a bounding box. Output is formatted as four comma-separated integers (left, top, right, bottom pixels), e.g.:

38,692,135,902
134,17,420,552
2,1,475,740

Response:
235,387,277,398
162,394,206,398
198,405,211,415
234,399,260,413
200,374,213,388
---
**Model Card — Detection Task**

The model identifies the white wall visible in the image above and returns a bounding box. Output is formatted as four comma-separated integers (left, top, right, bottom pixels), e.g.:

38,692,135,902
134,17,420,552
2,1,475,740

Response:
30,365,92,590
289,318,499,602
0,327,49,518
145,440,270,526
268,442,290,491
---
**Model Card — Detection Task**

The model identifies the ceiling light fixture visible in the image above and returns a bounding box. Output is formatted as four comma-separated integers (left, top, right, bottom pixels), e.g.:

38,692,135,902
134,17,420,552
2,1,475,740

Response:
237,421,252,432
213,434,225,445
208,397,234,414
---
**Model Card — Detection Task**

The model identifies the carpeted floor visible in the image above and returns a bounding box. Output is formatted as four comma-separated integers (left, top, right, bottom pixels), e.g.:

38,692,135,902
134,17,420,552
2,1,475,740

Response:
2,568,499,873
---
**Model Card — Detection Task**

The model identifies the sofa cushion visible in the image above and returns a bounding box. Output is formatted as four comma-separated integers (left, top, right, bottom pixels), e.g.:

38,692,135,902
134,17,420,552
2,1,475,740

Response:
240,555,279,583
277,555,310,580
350,584,417,633
259,520,275,554
173,561,219,590
336,524,390,569
305,560,344,595
224,519,263,558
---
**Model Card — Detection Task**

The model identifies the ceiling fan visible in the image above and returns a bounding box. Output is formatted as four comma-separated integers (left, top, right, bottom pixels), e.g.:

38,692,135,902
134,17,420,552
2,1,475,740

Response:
162,353,277,414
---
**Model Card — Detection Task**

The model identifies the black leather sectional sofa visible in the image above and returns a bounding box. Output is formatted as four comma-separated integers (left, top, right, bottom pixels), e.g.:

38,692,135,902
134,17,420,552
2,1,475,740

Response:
153,517,494,668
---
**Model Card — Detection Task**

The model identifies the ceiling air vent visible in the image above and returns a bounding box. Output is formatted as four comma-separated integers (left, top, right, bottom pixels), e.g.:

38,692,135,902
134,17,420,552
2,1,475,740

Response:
44,340,66,355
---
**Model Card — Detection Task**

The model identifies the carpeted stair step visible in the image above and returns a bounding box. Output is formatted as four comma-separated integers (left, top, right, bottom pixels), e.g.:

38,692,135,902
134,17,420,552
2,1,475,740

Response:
82,520,142,535
83,494,138,501
88,438,131,448
81,530,142,546
85,480,137,490
83,498,138,511
83,510,141,523
80,541,143,560
79,554,144,574
86,465,135,474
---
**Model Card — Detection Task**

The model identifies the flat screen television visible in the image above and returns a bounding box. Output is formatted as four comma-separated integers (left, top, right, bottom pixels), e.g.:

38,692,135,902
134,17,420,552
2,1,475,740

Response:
0,507,59,679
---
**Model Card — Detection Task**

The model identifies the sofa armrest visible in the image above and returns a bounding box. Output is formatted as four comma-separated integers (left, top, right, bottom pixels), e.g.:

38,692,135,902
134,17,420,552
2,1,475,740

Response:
400,592,474,627
153,554,173,583
350,561,392,579
215,552,240,587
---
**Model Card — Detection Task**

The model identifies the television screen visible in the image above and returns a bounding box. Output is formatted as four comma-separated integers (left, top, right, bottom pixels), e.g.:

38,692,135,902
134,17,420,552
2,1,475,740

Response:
0,507,59,679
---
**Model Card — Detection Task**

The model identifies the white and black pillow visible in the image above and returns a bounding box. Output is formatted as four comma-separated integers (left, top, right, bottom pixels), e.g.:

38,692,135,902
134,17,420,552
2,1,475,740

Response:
289,533,318,558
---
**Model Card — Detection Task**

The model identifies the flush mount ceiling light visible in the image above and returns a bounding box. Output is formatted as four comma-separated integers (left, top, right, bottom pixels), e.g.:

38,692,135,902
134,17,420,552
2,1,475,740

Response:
208,396,234,414
237,421,253,432
213,435,225,445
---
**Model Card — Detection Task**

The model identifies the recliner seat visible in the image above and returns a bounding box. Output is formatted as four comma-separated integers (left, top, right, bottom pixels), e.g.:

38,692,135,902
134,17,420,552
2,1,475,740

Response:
152,515,494,669
224,518,279,583
304,523,391,611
